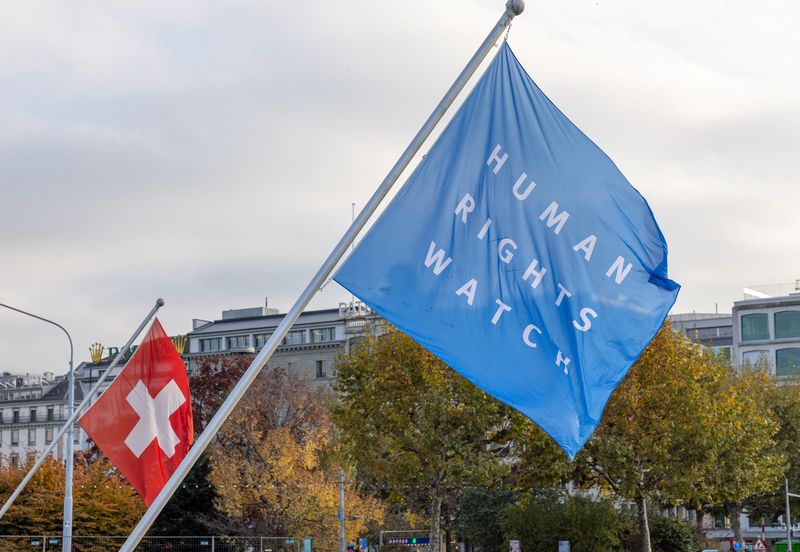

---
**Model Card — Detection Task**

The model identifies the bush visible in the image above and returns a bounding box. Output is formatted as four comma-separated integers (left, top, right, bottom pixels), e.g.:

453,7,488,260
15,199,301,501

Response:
501,491,630,552
650,516,699,552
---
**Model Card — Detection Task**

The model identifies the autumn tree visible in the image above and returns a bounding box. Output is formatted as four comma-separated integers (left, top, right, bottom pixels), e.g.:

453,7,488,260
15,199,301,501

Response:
0,454,144,537
700,367,784,542
574,324,782,552
151,353,252,535
206,365,384,550
333,330,523,552
742,370,800,525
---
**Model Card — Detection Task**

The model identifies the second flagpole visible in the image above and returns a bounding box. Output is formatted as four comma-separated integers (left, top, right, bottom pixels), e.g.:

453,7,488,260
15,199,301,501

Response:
119,2,525,549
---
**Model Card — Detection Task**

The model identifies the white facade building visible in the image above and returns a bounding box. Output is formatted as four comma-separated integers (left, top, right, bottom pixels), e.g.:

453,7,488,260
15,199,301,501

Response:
733,290,800,377
0,375,83,467
185,301,383,384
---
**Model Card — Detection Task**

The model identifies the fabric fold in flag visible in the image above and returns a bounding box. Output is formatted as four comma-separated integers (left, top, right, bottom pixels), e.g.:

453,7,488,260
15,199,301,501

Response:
334,42,679,459
78,318,194,505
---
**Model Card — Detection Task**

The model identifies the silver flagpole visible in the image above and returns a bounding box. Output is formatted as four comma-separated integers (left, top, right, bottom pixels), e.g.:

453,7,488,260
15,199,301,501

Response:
119,2,524,549
0,298,164,525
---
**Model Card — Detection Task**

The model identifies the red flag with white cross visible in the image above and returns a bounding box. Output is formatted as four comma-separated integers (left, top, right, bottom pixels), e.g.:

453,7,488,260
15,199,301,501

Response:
78,318,194,505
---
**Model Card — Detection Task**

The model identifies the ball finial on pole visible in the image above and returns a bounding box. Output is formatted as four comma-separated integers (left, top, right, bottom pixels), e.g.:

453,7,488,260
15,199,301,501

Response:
506,0,524,16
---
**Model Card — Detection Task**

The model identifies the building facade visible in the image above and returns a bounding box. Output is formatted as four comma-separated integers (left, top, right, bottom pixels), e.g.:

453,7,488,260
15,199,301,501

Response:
733,292,800,377
0,374,84,467
668,312,733,363
184,301,383,384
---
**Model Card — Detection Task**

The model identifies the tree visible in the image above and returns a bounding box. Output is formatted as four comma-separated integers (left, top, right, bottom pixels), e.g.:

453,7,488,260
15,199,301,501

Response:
151,353,251,535
0,455,144,537
574,323,782,552
739,368,800,527
333,330,517,552
700,367,784,542
207,365,384,550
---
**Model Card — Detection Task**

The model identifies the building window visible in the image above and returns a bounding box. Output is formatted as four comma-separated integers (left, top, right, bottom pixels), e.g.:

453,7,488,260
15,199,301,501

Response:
29,408,37,422
47,407,54,421
12,409,19,424
10,454,18,468
45,427,54,444
227,335,250,349
11,429,19,446
742,350,769,368
775,311,800,340
283,330,307,346
697,327,718,339
73,428,80,444
254,333,272,348
28,428,36,446
712,346,732,364
741,313,769,341
200,338,222,352
316,360,327,378
311,327,336,343
777,348,800,377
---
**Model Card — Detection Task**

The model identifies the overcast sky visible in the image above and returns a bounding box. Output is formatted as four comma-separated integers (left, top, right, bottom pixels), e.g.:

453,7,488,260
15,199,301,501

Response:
1,0,798,376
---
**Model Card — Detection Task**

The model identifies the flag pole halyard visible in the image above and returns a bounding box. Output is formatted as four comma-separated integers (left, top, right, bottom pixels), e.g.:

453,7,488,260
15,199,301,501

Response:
119,3,524,549
0,298,165,523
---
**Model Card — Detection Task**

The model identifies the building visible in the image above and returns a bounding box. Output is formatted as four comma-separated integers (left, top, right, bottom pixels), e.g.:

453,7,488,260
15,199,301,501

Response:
733,284,800,377
668,312,733,363
184,301,383,384
0,374,84,466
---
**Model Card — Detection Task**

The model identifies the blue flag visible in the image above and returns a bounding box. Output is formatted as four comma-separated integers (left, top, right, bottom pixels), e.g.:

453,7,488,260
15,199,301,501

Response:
334,43,679,459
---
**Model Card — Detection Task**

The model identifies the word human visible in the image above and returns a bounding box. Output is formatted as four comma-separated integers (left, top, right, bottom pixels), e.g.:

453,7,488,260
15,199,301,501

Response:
421,144,635,376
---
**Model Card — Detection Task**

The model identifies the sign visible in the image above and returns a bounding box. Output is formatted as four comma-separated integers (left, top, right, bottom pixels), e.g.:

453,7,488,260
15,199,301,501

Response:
558,541,570,552
335,42,679,459
509,540,520,552
388,537,431,547
753,540,766,552
733,542,743,551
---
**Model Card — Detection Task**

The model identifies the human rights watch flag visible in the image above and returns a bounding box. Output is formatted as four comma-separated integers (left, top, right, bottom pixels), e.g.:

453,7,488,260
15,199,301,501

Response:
79,319,193,505
334,43,679,459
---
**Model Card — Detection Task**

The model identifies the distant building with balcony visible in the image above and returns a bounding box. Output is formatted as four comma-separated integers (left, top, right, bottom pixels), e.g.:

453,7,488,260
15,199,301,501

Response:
668,312,733,363
184,301,384,385
0,374,84,467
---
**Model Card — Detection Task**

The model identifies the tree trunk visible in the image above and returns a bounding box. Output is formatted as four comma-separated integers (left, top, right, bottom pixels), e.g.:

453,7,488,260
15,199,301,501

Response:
727,502,743,544
430,494,443,552
636,493,652,552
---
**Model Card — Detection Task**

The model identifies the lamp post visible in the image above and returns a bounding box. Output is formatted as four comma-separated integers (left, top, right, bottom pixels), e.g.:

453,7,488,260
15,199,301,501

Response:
0,302,75,552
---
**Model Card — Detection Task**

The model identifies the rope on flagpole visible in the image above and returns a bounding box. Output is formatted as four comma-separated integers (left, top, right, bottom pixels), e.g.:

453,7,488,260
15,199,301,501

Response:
119,2,525,550
0,298,165,522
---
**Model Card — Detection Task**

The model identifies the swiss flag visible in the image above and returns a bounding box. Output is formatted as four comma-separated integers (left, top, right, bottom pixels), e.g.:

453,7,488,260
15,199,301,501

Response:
79,319,194,505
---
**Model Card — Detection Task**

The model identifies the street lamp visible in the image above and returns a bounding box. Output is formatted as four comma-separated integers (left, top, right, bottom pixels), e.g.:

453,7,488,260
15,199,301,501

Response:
0,302,75,552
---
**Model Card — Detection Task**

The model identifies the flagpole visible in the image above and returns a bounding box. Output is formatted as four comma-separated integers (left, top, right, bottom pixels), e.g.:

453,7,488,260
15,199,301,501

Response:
0,298,165,527
120,2,525,549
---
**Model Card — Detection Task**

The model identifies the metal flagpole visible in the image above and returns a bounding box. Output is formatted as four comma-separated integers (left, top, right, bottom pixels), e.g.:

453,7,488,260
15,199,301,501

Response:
0,298,164,527
785,478,800,552
119,3,525,549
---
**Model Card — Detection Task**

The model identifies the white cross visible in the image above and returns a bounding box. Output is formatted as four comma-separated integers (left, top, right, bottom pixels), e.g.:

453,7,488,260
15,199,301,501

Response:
124,379,186,458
